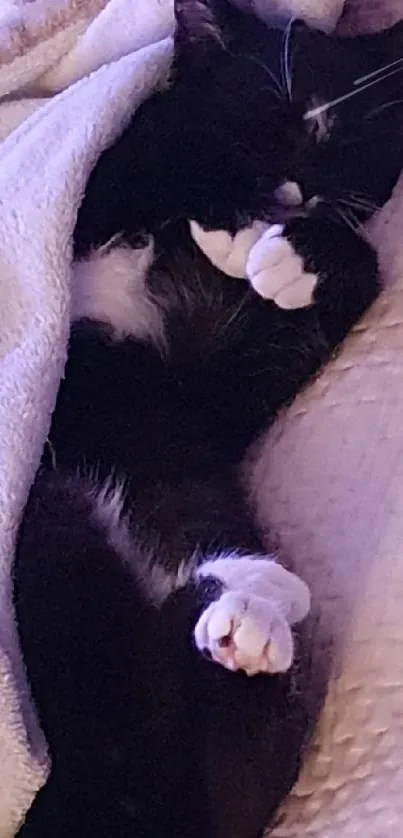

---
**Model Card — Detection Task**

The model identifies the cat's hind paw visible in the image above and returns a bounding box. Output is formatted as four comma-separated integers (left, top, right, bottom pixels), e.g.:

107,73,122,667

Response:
194,556,310,676
194,590,295,675
247,225,318,309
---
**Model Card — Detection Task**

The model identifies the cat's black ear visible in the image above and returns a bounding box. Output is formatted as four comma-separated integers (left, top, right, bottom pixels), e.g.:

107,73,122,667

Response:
174,0,228,70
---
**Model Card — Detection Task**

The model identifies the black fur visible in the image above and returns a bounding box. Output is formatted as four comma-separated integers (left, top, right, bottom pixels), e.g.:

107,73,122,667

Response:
14,2,403,837
15,468,319,838
74,7,403,251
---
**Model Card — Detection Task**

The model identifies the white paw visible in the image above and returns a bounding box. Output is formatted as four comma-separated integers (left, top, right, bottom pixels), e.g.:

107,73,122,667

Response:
189,219,268,278
194,556,310,677
246,225,318,309
195,590,296,675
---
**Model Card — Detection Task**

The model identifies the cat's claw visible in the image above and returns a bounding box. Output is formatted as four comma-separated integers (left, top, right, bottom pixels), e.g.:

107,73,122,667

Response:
246,224,318,309
189,219,268,279
194,557,310,676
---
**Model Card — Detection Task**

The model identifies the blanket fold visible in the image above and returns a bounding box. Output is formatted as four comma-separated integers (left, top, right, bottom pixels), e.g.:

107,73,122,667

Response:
0,2,173,831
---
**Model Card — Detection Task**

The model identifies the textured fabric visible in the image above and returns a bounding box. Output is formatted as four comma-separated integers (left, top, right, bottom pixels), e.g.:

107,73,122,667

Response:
251,174,403,838
0,0,108,97
248,2,403,835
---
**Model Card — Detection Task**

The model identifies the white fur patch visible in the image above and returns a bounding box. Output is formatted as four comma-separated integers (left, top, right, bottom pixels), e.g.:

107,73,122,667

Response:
90,477,193,604
195,554,310,676
134,558,194,607
306,97,337,143
71,241,165,345
189,219,268,279
90,478,133,561
246,224,318,309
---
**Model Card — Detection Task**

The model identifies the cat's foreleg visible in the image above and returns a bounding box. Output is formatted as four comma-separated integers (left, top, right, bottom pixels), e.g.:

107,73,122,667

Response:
190,205,380,346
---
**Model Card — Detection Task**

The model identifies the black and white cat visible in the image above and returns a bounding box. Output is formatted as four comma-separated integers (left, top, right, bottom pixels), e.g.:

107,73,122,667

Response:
14,2,403,838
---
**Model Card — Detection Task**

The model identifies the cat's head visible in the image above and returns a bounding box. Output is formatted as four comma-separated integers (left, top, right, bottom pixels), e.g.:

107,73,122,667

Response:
171,0,403,227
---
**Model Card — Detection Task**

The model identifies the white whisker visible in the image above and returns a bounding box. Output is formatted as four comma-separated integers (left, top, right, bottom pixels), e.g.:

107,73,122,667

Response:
334,206,361,236
338,198,363,212
339,196,380,215
219,293,250,338
304,64,403,121
281,17,294,103
354,56,403,87
348,190,378,203
365,98,403,120
241,53,284,101
347,192,382,212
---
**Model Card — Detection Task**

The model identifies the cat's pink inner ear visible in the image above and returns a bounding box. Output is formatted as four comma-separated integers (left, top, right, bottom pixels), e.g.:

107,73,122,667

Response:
174,0,224,55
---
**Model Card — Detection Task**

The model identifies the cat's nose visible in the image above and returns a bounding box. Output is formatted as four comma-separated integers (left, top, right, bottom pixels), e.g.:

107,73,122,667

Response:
274,181,304,208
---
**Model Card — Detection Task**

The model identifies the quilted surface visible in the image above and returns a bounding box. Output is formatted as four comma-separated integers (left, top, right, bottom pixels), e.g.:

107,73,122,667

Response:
248,150,403,836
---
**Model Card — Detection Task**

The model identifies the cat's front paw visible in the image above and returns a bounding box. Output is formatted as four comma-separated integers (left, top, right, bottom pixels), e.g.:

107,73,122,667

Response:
189,219,267,278
194,557,310,676
247,225,318,309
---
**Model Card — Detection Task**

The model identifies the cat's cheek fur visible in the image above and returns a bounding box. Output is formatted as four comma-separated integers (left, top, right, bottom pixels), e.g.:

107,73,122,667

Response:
194,555,311,676
71,240,165,346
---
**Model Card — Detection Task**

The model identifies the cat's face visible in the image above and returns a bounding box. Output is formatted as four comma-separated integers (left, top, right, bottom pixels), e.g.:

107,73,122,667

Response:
173,0,403,227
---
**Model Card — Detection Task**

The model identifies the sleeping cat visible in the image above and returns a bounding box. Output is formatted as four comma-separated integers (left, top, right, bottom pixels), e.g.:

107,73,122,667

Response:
14,2,403,838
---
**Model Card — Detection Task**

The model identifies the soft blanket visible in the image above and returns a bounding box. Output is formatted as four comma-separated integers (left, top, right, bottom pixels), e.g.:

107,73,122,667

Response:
0,0,402,836
0,2,173,834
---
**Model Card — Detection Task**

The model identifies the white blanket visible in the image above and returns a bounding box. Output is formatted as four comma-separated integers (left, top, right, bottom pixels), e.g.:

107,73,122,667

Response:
0,0,402,835
0,2,173,833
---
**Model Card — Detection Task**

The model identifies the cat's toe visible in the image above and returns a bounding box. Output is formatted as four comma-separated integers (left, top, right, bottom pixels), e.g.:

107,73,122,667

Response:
222,223,268,277
190,219,267,278
194,590,295,676
190,222,234,270
274,273,318,309
247,225,318,308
